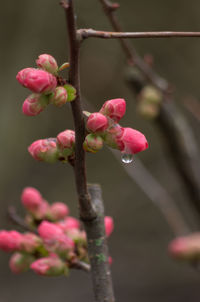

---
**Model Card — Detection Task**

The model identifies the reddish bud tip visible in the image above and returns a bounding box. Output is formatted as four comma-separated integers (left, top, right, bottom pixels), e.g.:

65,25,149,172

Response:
22,94,49,116
50,86,68,107
36,54,58,75
104,216,114,237
119,127,148,154
21,187,43,211
28,138,59,163
100,98,126,122
50,202,69,220
87,113,108,133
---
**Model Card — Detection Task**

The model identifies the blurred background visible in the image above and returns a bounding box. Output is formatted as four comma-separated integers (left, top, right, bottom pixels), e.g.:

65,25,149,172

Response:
1,0,200,301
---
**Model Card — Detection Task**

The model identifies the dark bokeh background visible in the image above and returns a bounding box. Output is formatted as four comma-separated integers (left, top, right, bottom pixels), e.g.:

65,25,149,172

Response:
1,0,200,301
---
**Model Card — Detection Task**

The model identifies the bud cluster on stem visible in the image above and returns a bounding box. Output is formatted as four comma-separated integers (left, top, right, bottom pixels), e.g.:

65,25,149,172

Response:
0,187,114,276
16,54,76,116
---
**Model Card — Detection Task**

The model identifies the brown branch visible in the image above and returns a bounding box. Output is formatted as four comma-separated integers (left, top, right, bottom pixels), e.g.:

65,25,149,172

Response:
7,206,37,234
61,1,115,301
99,0,200,221
78,29,200,40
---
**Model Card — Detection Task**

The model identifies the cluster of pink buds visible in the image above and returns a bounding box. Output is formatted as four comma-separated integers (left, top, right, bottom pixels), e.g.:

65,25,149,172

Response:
83,98,148,159
16,54,76,116
168,233,200,261
0,187,114,276
28,130,75,163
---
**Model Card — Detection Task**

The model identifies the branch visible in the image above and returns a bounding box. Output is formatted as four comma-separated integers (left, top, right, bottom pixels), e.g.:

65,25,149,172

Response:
61,1,115,301
78,29,200,40
7,206,37,234
99,0,200,221
70,260,91,272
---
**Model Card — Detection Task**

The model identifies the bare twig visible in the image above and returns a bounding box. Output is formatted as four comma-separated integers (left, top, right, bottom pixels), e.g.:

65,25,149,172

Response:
78,29,200,40
61,1,115,301
183,97,200,123
70,260,91,272
99,0,200,220
7,206,37,234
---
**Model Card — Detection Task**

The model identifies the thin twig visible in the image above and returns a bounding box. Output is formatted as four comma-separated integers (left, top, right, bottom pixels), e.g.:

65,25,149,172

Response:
7,206,37,234
78,29,200,40
70,260,91,272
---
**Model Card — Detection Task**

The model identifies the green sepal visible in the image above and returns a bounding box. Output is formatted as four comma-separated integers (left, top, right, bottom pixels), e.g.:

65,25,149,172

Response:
63,84,76,102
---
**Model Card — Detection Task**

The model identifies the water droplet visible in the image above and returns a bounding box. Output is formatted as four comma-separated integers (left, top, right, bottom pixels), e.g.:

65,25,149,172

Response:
121,153,133,164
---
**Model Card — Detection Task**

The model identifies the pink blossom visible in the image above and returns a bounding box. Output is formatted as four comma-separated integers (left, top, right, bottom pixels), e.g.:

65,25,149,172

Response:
38,221,63,241
0,231,22,252
9,253,34,274
20,233,42,253
118,127,148,154
169,233,200,260
50,86,68,107
36,54,58,75
28,138,59,163
57,130,75,150
16,68,57,93
57,217,80,232
21,187,43,211
87,113,108,133
100,98,126,122
34,200,50,220
22,93,49,116
30,255,66,276
50,202,69,220
104,216,114,237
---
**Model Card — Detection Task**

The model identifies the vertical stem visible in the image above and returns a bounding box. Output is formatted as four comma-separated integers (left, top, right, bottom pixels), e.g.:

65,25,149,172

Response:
61,1,115,301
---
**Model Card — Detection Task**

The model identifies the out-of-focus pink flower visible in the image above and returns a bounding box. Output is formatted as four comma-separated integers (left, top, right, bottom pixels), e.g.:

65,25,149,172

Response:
87,113,108,133
50,86,68,107
9,253,34,274
118,127,148,154
50,202,69,220
108,256,113,265
169,233,200,260
0,231,22,252
83,134,103,153
22,93,49,116
20,233,42,253
38,221,63,241
16,68,57,93
57,217,80,232
100,98,126,122
36,54,58,75
57,130,75,150
21,187,43,212
34,200,50,220
30,254,66,276
28,138,59,163
104,216,114,237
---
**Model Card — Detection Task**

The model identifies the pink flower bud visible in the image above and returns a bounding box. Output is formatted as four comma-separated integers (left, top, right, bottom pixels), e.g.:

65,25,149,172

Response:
0,231,22,252
169,233,200,260
22,93,49,116
16,68,57,93
36,54,58,75
50,202,69,220
9,253,34,274
100,98,126,122
28,138,59,163
108,256,113,265
67,229,86,244
50,86,68,107
57,217,80,232
20,233,42,253
83,134,103,153
34,200,50,220
104,216,114,237
21,187,43,212
118,127,148,154
87,113,108,133
38,221,63,241
57,130,75,150
30,255,67,276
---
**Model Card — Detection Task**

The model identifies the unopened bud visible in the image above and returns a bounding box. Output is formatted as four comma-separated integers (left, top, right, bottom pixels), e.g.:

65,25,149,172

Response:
104,124,124,150
30,255,68,276
49,202,69,221
139,86,162,105
0,231,22,252
57,217,80,232
36,54,58,75
100,98,126,122
22,93,49,116
28,138,59,163
9,253,34,274
169,233,200,260
50,86,68,107
16,68,57,94
21,187,43,212
20,233,42,253
118,127,148,154
83,134,103,153
56,130,75,160
87,113,108,133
